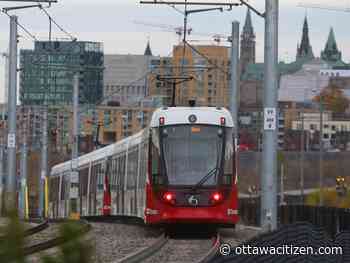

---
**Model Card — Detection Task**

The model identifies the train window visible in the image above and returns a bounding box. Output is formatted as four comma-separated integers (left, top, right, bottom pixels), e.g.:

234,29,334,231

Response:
127,149,138,189
118,155,126,189
160,125,224,186
79,167,89,197
96,163,103,191
111,157,118,190
151,128,165,185
138,141,148,189
223,128,234,185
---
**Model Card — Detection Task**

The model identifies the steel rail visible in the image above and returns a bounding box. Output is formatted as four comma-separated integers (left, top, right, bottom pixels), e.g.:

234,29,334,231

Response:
0,220,49,241
196,232,221,263
22,219,91,256
114,233,168,263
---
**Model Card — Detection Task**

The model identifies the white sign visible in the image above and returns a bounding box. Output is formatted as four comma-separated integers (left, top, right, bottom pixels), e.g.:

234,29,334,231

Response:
7,133,16,148
71,171,79,183
264,108,277,131
70,187,79,199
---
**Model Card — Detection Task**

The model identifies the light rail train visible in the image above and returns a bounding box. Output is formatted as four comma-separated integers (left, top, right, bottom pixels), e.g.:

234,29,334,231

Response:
49,107,239,226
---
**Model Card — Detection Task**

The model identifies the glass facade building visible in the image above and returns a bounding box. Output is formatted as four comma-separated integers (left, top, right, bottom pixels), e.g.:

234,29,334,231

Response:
20,41,104,106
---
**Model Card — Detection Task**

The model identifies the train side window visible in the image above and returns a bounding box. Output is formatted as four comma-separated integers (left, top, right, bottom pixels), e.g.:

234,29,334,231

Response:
127,149,138,189
223,129,234,185
150,129,164,185
118,155,126,188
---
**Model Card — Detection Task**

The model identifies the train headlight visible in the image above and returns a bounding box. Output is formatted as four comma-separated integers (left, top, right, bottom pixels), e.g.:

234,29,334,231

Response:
163,192,176,205
211,192,223,204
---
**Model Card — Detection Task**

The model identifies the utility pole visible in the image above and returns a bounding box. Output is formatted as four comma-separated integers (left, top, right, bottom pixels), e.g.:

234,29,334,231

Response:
300,103,305,204
19,112,28,219
0,137,4,215
261,0,279,231
39,107,48,218
319,95,324,206
5,15,18,213
70,74,80,218
299,89,306,204
230,21,240,180
230,21,239,139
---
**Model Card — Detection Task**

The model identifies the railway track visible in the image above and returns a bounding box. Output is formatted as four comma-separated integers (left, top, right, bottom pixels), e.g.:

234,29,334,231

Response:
115,231,220,263
24,219,91,256
0,220,49,242
84,215,220,262
0,219,91,261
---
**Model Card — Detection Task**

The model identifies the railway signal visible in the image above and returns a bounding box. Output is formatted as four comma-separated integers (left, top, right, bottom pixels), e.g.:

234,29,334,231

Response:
335,176,347,197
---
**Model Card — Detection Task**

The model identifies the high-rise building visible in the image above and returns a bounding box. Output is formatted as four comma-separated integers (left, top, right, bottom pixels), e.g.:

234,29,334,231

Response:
148,56,174,107
171,45,230,107
240,8,256,76
20,41,104,106
103,42,154,106
296,17,314,60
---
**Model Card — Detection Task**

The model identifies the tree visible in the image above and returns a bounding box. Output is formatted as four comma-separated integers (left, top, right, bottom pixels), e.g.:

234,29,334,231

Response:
313,84,350,113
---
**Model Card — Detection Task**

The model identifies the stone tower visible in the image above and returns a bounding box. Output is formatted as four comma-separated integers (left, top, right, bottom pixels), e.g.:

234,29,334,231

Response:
321,28,342,62
240,8,256,75
144,40,153,56
296,16,314,60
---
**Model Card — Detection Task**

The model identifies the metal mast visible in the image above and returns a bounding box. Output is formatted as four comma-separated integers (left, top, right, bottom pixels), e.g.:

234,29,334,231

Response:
261,0,279,231
69,74,80,217
5,15,18,213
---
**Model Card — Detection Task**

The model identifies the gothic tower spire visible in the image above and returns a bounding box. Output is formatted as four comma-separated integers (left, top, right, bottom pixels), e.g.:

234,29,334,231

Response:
144,40,153,56
296,16,314,60
321,27,342,62
240,8,256,75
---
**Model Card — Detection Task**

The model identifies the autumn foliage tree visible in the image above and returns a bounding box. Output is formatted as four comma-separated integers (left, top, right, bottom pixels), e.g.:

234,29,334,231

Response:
313,84,350,113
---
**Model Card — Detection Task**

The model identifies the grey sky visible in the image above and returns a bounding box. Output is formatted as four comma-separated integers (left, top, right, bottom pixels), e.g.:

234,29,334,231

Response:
0,0,350,102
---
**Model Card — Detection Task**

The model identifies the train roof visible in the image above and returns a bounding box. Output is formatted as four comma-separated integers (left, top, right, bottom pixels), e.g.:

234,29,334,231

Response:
50,129,145,176
150,107,234,128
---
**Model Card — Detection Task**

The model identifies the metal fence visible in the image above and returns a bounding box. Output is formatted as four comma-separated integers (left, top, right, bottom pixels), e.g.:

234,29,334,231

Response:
239,198,350,238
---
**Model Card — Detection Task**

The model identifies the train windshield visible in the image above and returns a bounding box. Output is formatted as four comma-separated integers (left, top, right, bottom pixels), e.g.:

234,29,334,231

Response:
159,125,225,186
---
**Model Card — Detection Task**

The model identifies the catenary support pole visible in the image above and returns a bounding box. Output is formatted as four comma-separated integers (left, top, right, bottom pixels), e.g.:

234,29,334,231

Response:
261,0,279,232
230,21,239,142
0,138,4,215
319,95,324,206
19,115,28,219
5,15,18,214
70,74,80,217
300,101,305,204
39,107,48,218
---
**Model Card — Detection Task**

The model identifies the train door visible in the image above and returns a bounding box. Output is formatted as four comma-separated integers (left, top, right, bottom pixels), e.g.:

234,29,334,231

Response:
111,157,118,214
127,147,138,216
119,155,126,214
79,167,89,216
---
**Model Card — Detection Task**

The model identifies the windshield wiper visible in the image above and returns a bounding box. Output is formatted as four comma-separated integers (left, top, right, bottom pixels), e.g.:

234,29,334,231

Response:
192,167,219,190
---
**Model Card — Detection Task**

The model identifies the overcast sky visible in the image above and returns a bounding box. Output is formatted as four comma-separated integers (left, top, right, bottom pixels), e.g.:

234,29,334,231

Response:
0,0,350,103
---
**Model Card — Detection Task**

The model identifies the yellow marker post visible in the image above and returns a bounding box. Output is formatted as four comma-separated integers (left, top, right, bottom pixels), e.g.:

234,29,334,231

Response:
25,186,29,220
44,176,49,218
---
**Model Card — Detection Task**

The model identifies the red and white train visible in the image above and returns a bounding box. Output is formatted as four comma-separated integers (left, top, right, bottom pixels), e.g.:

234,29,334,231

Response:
49,107,239,226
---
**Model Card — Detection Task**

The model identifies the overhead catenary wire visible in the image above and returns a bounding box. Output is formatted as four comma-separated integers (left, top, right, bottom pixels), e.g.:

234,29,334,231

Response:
39,5,76,40
2,11,37,41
